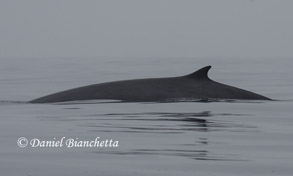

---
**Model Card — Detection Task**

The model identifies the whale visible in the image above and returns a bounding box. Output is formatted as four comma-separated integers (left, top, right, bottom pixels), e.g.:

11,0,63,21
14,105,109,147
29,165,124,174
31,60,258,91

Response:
29,65,271,103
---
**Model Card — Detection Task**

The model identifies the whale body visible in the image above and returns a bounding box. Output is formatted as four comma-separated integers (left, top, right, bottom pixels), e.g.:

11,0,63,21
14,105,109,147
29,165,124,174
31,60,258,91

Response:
29,66,270,103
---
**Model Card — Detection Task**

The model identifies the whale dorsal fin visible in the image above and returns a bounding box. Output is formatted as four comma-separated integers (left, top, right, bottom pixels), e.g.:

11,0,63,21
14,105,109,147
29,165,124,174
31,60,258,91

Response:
185,65,211,79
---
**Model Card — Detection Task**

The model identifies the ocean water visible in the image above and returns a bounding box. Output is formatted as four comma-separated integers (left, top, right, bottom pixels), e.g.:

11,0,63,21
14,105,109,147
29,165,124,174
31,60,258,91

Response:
0,57,292,176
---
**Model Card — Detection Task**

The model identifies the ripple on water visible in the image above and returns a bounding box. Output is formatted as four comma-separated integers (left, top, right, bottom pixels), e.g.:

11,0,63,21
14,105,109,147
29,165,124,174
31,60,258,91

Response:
36,110,257,161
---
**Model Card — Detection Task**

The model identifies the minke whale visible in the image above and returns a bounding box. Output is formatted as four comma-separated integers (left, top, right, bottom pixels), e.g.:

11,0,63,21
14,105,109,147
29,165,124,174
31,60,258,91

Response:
29,66,270,103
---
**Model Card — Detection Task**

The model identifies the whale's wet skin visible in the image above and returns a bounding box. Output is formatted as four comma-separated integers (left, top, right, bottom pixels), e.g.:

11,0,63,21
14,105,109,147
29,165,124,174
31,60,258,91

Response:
30,66,270,103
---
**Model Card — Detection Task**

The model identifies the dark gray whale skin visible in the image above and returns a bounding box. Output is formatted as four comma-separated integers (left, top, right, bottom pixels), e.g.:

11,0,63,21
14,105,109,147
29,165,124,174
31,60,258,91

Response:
29,66,270,103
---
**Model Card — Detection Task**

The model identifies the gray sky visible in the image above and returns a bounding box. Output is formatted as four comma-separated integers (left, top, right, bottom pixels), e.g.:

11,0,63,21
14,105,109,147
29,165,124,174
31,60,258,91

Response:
0,0,292,58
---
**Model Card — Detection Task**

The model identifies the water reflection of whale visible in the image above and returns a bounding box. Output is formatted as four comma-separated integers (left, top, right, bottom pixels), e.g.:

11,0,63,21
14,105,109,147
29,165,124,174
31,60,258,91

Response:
81,111,255,161
85,111,255,133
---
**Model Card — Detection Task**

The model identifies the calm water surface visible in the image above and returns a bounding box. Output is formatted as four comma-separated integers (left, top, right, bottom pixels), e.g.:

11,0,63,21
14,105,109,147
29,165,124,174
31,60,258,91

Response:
0,57,292,176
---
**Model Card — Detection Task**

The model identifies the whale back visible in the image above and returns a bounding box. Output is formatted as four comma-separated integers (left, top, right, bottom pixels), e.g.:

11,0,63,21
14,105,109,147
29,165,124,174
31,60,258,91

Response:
29,65,271,103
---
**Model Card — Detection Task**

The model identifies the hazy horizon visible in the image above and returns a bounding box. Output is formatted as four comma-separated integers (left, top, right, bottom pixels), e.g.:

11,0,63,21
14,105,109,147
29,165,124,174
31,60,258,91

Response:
1,0,293,59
